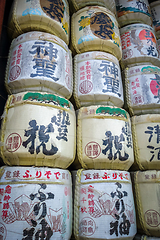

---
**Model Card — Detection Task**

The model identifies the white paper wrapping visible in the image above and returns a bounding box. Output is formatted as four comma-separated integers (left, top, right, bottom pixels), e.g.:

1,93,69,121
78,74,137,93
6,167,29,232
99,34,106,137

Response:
0,166,72,240
74,169,137,239
0,92,76,168
5,32,73,99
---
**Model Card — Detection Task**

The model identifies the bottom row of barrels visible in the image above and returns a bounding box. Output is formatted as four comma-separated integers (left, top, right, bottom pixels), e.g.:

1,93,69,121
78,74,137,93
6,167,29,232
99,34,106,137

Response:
0,166,159,239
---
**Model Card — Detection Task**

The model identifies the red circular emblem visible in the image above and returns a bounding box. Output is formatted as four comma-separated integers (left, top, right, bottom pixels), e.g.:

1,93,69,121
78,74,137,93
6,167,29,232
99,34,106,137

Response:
79,217,96,236
79,80,93,94
9,65,21,81
5,133,22,152
145,210,160,227
85,141,101,159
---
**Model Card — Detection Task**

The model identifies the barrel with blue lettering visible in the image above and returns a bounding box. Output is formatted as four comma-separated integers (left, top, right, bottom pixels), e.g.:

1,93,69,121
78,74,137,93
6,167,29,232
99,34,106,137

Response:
5,31,73,99
0,166,72,240
74,169,137,239
8,0,70,45
0,91,76,168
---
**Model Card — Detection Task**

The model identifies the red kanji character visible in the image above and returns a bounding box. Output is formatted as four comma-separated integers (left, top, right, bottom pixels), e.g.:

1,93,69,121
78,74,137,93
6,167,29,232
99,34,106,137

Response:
13,170,20,178
81,197,87,203
16,59,21,64
62,173,65,179
23,170,30,178
18,44,22,49
54,172,60,179
3,202,9,209
119,172,123,180
5,185,12,194
88,226,94,233
81,207,87,213
93,173,100,179
2,210,8,218
88,185,94,193
85,173,92,180
88,207,94,214
13,50,16,55
0,189,4,196
3,195,11,202
80,66,85,71
45,171,52,179
81,188,86,194
86,61,90,65
5,171,11,178
124,173,129,180
88,200,94,206
88,194,94,199
36,170,42,178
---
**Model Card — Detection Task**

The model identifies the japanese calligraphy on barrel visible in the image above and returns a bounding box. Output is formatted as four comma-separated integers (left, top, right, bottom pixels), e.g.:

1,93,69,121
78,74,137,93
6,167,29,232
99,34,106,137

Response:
68,0,116,14
77,105,134,170
71,6,122,60
124,64,160,116
116,0,152,28
73,51,124,108
5,32,73,99
0,166,72,240
74,169,137,239
131,114,160,170
131,170,160,237
120,23,159,69
0,92,76,168
150,0,160,39
8,0,70,45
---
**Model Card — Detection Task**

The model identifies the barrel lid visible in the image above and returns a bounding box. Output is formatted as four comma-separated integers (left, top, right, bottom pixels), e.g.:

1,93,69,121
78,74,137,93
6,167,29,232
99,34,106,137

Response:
131,114,160,124
120,23,156,35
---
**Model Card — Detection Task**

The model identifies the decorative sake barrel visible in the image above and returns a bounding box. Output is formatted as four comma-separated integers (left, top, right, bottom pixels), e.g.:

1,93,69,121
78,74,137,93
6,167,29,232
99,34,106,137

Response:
116,0,152,28
0,166,72,240
150,0,160,39
0,92,76,168
120,23,159,69
71,6,122,60
73,51,124,108
5,32,73,98
77,105,134,170
8,0,70,45
74,169,137,239
131,170,160,237
124,63,160,116
131,114,160,170
68,0,116,14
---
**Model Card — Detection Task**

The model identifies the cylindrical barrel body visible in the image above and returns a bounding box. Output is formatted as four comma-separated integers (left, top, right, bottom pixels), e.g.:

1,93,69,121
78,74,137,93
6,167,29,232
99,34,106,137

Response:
120,23,159,69
116,0,152,28
8,0,70,45
77,105,134,170
131,170,160,237
131,114,160,170
73,51,124,108
0,92,76,168
71,6,122,60
0,166,72,240
150,0,160,39
74,169,137,239
5,32,73,98
124,63,160,116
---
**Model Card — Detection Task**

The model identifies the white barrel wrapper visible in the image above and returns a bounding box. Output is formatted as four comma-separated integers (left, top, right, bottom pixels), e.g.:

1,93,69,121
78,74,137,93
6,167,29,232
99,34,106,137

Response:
124,64,160,115
74,51,124,108
77,105,134,170
131,170,160,237
131,114,160,170
71,6,122,60
74,169,137,239
120,23,160,69
0,166,72,240
8,0,70,45
116,0,152,27
0,92,76,168
5,32,73,99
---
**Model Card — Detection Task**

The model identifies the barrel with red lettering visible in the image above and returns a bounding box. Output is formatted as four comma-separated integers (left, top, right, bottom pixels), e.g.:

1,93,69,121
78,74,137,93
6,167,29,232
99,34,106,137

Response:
120,23,160,69
8,0,70,45
0,91,76,168
5,31,73,99
0,166,72,240
73,51,124,108
131,170,160,237
74,169,137,239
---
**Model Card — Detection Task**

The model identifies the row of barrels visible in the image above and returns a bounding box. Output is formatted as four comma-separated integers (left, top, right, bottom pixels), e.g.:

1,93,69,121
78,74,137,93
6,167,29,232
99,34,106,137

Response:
0,0,160,239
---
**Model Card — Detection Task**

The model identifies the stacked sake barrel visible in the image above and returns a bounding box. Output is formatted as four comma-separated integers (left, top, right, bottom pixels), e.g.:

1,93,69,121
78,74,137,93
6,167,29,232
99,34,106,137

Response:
116,0,160,239
0,0,76,239
68,0,137,239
